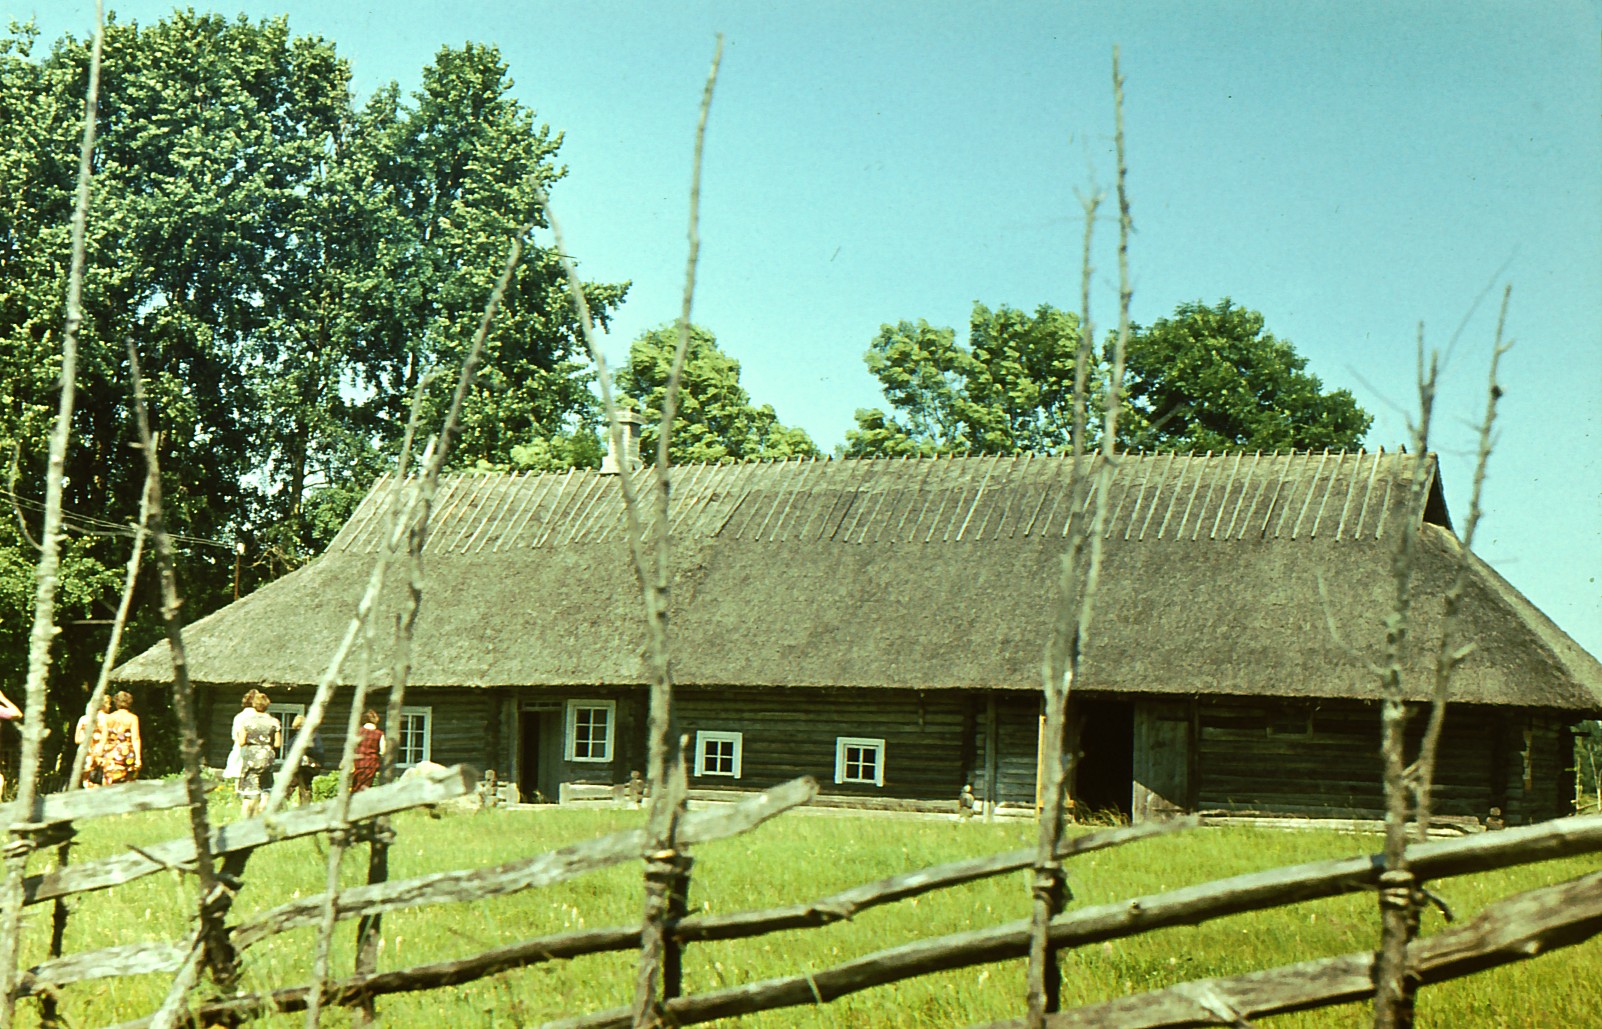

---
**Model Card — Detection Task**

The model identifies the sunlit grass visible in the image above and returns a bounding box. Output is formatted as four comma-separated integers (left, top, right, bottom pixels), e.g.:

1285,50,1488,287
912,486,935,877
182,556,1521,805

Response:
19,803,1602,1026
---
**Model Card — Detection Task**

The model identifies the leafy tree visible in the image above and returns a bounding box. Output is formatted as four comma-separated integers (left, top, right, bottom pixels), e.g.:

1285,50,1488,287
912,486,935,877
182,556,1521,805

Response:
0,15,621,765
847,298,1370,457
1119,299,1371,452
846,303,1086,456
616,326,818,464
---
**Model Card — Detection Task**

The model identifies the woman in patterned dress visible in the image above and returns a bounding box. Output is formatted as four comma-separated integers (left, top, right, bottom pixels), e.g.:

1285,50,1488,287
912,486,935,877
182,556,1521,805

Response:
351,710,385,792
73,694,111,788
223,689,262,786
99,692,142,785
234,692,281,818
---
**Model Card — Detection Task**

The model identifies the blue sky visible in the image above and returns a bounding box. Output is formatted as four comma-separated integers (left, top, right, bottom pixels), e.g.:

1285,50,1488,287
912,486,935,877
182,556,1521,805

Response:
7,1,1600,657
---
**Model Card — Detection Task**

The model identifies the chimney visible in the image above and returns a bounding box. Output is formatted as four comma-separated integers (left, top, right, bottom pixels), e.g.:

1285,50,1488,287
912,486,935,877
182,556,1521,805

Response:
600,408,643,475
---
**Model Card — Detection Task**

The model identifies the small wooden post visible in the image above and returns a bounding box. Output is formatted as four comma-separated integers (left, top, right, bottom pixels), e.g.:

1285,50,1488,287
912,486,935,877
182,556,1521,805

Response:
659,853,694,1001
983,694,999,821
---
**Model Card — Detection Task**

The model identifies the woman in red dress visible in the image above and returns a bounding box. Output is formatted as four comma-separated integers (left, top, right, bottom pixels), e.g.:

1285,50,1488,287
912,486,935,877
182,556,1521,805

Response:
351,710,385,792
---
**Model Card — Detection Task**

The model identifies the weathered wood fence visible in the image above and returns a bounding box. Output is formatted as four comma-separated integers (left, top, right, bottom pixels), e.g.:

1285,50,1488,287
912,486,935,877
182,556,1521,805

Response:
10,771,1602,1026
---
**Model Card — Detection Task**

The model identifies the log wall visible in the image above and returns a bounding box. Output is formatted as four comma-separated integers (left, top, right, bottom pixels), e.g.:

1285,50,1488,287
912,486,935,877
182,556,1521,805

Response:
1193,697,1575,826
194,684,1579,825
674,686,971,806
966,693,1041,809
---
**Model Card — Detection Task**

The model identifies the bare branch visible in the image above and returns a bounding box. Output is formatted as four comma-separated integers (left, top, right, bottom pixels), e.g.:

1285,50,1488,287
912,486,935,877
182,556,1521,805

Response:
0,8,103,1020
634,43,722,1028
1412,286,1511,836
125,344,242,1019
1373,326,1439,1029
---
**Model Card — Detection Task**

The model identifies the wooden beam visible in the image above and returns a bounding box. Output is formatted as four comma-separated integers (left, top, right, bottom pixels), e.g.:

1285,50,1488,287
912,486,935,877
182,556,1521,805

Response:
22,764,475,906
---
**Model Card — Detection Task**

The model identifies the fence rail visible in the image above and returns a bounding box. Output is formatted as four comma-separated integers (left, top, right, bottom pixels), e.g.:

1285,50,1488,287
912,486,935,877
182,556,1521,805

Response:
35,794,1602,1028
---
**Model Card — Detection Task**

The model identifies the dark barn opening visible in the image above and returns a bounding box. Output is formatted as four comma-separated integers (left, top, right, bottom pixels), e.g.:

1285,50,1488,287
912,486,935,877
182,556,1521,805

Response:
1075,698,1134,818
517,709,560,804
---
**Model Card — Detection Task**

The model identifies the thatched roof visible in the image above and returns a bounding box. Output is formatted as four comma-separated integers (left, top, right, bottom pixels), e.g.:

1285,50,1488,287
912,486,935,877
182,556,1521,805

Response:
115,451,1602,713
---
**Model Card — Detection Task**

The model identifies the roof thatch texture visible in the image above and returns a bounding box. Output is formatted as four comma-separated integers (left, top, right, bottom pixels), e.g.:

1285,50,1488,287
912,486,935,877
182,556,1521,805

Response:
115,451,1602,713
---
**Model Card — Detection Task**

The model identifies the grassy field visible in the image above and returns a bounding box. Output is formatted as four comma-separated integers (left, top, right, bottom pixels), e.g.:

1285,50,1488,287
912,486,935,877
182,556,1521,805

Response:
23,799,1602,1027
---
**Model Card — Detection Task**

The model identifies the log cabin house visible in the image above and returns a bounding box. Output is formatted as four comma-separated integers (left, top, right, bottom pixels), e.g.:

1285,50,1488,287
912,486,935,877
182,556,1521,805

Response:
114,449,1602,827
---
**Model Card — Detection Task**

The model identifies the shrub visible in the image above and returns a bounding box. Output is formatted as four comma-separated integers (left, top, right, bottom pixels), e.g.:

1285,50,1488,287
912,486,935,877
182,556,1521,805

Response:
311,772,340,802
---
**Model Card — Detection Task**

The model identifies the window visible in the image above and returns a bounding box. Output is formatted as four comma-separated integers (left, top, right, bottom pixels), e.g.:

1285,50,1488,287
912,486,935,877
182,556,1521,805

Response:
265,704,305,763
565,700,616,763
834,737,885,787
694,731,742,778
397,706,432,767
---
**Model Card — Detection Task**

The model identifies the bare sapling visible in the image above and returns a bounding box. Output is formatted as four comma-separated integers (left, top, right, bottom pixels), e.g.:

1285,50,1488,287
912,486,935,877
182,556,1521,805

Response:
1372,293,1510,1028
632,38,722,1029
534,36,721,1029
1025,47,1132,1027
1371,328,1439,1029
0,6,102,1023
354,375,439,1022
126,345,248,1027
1410,286,1511,836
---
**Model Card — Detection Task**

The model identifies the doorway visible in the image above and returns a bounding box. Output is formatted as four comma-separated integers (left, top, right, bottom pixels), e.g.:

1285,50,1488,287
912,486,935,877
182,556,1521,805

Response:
517,708,564,803
1074,699,1134,819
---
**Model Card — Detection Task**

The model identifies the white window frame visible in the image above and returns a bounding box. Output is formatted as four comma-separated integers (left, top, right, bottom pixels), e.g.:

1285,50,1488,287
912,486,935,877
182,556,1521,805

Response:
694,731,743,779
396,705,432,768
264,703,304,764
834,736,885,787
565,700,616,763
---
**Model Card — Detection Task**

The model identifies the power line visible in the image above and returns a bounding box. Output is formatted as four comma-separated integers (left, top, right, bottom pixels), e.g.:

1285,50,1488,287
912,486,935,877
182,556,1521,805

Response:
0,487,235,551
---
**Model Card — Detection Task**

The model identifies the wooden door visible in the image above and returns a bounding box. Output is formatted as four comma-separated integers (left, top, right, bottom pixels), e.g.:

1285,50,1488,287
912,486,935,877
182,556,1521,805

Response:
1132,701,1192,821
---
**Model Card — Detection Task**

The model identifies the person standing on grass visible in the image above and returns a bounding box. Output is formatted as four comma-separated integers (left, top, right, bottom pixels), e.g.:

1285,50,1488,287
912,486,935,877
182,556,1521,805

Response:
235,691,281,818
223,688,261,790
351,709,385,792
288,713,324,805
99,692,142,785
73,694,111,788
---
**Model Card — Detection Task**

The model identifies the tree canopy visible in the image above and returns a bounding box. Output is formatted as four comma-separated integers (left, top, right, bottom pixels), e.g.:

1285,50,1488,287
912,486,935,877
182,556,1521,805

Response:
845,303,1085,457
615,325,818,464
1120,299,1371,453
847,298,1370,458
0,13,621,752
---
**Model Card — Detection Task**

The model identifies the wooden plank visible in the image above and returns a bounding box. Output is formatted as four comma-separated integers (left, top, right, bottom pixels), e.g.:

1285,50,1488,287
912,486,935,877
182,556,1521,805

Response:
0,779,191,829
23,764,475,906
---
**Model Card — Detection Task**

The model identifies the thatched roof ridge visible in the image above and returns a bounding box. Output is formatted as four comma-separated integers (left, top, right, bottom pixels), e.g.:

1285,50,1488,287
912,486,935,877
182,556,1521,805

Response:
113,451,1602,713
330,449,1444,555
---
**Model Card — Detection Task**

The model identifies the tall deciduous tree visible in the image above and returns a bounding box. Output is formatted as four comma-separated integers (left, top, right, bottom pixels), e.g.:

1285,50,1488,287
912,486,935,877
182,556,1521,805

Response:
616,325,818,464
0,14,620,760
1119,298,1371,452
847,298,1370,457
846,303,1086,456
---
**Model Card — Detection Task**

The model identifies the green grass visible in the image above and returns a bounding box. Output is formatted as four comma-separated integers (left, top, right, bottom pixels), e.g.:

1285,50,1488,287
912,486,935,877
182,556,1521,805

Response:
21,801,1602,1026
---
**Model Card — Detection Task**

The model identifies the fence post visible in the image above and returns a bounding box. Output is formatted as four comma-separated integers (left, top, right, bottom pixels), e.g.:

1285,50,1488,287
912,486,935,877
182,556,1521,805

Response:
658,853,694,1001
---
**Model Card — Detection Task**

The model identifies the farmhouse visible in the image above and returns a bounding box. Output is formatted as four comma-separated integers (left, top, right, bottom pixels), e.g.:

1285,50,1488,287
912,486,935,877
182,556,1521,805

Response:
114,449,1602,827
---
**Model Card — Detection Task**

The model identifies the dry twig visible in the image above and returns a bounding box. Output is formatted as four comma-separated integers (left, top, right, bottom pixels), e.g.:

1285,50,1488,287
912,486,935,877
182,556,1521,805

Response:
127,343,246,1026
0,7,103,1022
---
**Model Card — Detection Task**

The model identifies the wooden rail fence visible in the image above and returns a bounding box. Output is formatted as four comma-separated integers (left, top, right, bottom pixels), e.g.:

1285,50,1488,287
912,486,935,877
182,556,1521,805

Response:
12,767,1602,1026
